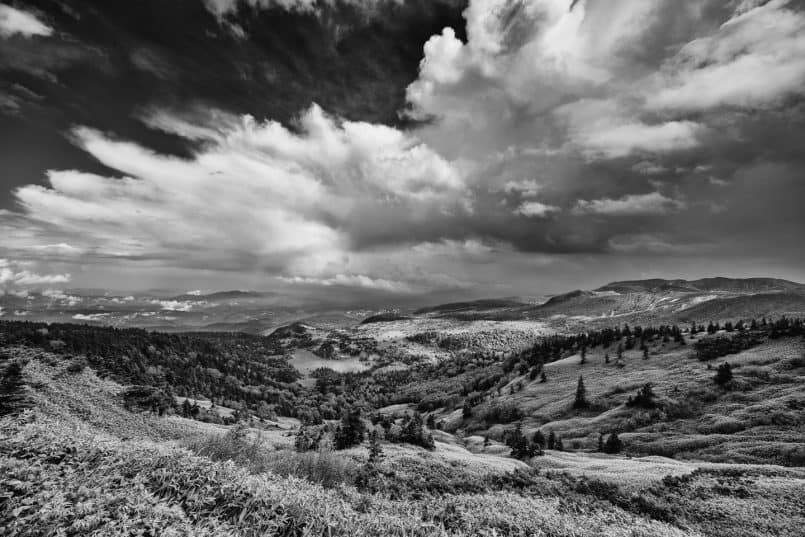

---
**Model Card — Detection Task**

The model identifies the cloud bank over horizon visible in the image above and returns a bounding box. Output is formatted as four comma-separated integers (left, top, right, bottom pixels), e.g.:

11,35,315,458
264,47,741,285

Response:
1,0,804,301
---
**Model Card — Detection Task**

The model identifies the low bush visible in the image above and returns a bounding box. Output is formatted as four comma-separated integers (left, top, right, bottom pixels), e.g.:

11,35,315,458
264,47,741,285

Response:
65,359,87,374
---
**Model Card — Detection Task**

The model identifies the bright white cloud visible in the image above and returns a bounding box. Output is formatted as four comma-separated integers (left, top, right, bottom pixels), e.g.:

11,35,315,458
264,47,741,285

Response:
153,300,195,312
278,273,412,293
515,201,560,218
72,313,109,321
0,4,52,38
648,0,805,110
575,119,702,159
0,258,70,288
5,105,469,291
574,191,686,216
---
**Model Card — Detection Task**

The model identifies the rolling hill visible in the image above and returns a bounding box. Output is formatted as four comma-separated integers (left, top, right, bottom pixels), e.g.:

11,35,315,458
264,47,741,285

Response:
410,277,805,329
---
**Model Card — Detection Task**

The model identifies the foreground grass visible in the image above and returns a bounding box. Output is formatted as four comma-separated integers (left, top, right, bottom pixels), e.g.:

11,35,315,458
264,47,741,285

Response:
2,409,701,537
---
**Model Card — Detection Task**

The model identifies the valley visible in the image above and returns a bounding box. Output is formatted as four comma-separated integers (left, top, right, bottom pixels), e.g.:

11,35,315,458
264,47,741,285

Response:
1,277,804,536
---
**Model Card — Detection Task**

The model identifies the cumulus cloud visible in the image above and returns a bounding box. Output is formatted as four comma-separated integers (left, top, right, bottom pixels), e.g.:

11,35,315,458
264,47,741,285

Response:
574,192,686,216
648,0,805,110
152,300,195,312
3,0,805,296
559,100,704,158
515,201,560,218
0,5,52,38
4,104,469,291
277,273,413,293
0,259,70,289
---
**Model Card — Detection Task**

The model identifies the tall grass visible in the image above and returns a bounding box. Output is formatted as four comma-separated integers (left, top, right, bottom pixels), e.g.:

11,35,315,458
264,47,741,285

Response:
185,425,358,488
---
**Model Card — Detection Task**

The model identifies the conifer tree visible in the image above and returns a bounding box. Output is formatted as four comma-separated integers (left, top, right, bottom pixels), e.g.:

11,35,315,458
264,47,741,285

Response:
532,430,545,449
603,432,623,454
573,375,589,409
714,362,733,386
334,407,365,450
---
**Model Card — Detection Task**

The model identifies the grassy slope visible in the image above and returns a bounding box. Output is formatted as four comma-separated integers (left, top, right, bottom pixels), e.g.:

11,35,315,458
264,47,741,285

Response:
3,343,805,536
463,335,805,466
2,348,698,537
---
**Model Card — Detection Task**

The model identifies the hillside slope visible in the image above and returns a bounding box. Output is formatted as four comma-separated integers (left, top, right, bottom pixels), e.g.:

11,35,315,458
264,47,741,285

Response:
3,344,805,537
407,277,805,330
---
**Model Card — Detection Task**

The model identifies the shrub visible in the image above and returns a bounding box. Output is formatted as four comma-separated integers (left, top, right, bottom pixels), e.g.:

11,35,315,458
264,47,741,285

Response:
603,432,623,454
187,426,357,488
714,362,733,387
65,359,87,374
264,449,358,489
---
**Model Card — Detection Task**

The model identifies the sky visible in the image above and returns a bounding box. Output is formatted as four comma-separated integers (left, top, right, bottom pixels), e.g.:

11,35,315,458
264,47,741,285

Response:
1,0,804,305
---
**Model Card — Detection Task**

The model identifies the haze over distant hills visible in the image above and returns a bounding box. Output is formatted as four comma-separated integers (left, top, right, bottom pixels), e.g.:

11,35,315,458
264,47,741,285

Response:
392,277,805,331
2,276,804,335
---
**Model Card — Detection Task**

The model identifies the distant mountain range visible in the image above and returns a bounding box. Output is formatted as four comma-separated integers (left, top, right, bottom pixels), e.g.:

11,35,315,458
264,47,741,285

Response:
408,277,805,328
3,277,804,333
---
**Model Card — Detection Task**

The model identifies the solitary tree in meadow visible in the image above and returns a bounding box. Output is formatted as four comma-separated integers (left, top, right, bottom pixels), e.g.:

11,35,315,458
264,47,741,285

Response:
714,362,733,387
603,432,623,454
573,375,589,409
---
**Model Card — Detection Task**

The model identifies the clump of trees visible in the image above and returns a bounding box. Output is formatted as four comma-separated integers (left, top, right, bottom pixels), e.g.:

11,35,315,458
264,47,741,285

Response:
481,401,523,424
505,422,543,460
122,385,173,416
546,430,564,451
626,383,657,409
694,333,762,361
390,412,435,450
